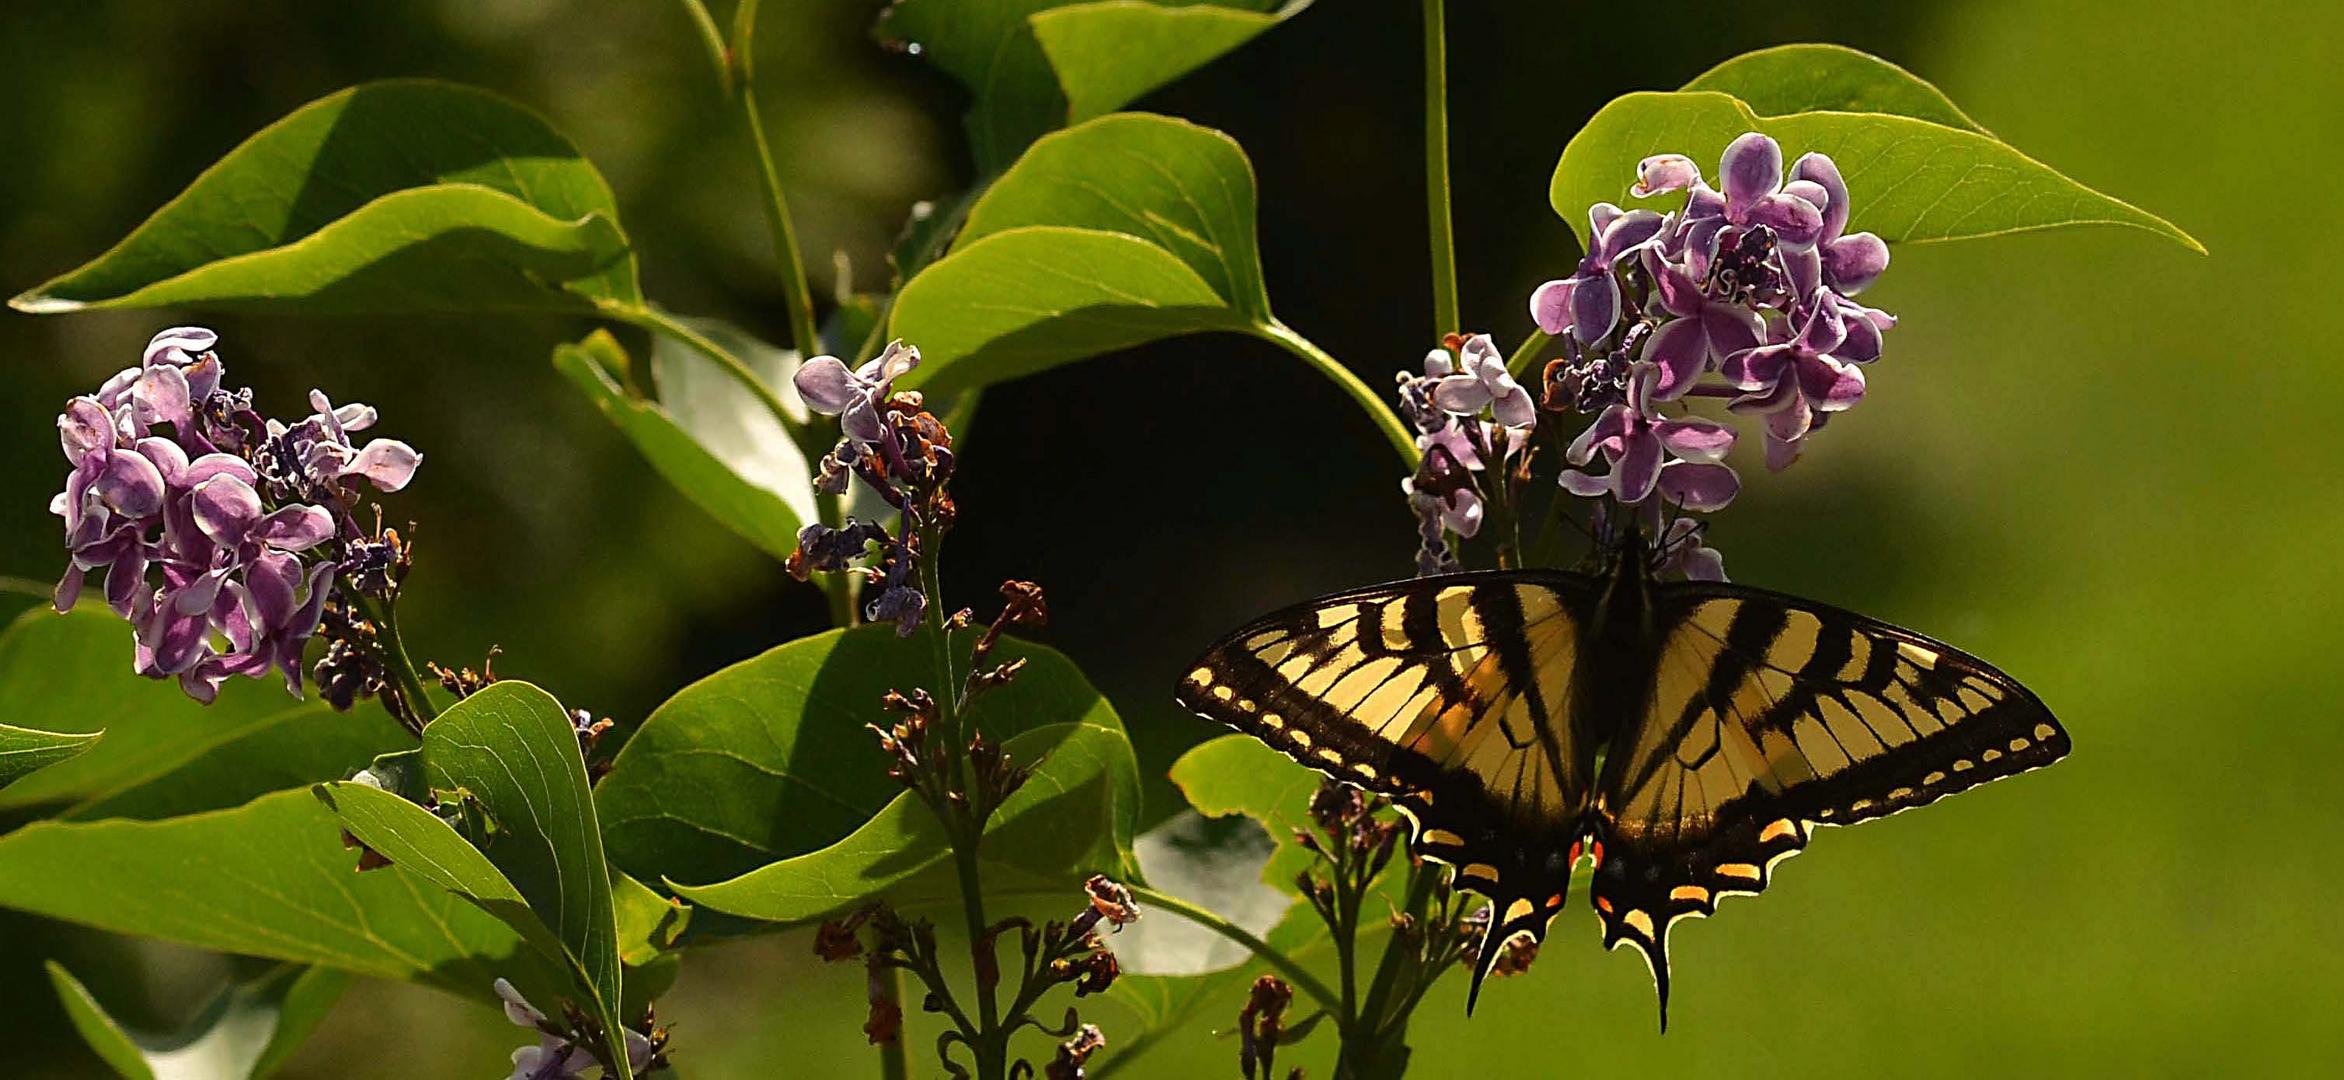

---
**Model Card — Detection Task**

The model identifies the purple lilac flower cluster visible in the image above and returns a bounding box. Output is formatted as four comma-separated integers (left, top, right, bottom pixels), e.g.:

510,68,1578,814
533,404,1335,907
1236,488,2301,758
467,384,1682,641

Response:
1530,133,1896,547
50,327,419,702
788,340,952,635
1395,332,1537,576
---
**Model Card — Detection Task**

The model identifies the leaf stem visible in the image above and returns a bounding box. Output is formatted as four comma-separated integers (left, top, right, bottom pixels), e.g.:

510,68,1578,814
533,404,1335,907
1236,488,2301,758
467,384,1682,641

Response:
674,0,731,94
1421,0,1459,342
730,0,825,359
1121,885,1344,1018
1505,328,1554,383
875,962,909,1080
344,584,437,736
1252,321,1420,468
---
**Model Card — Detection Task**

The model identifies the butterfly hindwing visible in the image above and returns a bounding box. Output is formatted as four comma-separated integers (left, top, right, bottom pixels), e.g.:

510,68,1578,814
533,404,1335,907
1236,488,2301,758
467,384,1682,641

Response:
1177,572,1602,1000
1589,584,2070,1026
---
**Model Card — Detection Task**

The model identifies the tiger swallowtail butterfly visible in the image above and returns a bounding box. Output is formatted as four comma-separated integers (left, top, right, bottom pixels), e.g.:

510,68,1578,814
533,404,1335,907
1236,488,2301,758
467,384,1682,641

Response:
1176,538,2067,1027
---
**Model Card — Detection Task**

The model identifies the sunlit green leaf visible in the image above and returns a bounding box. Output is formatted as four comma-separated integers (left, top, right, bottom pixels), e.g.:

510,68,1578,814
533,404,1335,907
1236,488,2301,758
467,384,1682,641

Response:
1681,44,1989,131
556,329,810,564
64,704,405,824
1032,1,1309,124
1113,810,1291,978
0,608,330,816
0,789,570,1004
671,721,1136,923
956,112,1270,318
876,0,1295,172
13,79,637,313
419,681,625,1069
596,624,1133,894
890,226,1248,398
0,722,100,793
1550,91,2201,252
1169,733,1324,897
47,961,350,1080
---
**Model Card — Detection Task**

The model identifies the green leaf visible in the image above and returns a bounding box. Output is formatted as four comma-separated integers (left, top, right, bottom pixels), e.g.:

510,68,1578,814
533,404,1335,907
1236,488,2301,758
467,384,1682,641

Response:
612,871,692,967
418,682,626,1069
556,328,810,563
596,624,1133,893
1681,44,1988,132
1114,810,1292,977
891,111,1277,397
671,721,1136,923
48,961,350,1080
876,1,1292,172
1032,1,1309,124
1550,91,2202,252
0,789,570,1002
62,704,407,824
0,608,328,815
0,722,101,793
956,112,1270,319
1169,733,1323,895
13,78,637,314
890,226,1249,398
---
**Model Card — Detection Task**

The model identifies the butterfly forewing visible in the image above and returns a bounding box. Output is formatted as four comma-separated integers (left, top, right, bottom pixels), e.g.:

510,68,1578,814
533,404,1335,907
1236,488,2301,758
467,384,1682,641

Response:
1587,584,2070,1024
1177,572,1603,985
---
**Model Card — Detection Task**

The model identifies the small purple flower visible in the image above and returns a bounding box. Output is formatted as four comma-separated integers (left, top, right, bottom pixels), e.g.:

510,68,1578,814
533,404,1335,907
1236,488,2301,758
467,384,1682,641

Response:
1725,290,1865,463
1640,251,1764,400
1430,334,1536,430
262,391,421,499
794,341,920,449
1657,516,1727,582
495,978,658,1080
1404,438,1484,538
1789,153,1889,296
1529,204,1667,347
1559,366,1739,510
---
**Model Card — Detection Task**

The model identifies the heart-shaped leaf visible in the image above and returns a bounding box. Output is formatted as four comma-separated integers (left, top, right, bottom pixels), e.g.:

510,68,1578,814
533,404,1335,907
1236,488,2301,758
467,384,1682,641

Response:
1681,44,1989,132
1550,91,2201,252
556,328,812,564
891,226,1249,397
1032,1,1312,125
955,113,1270,319
13,79,638,314
672,720,1137,923
891,112,1278,397
48,961,350,1080
596,624,1131,894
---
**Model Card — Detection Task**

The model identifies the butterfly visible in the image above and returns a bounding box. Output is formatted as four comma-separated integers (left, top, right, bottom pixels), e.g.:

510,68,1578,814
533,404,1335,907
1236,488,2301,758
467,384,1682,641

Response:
1175,528,2068,1027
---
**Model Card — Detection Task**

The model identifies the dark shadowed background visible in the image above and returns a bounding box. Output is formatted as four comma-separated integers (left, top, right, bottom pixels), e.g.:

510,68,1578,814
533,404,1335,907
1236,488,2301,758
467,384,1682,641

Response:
2,0,2337,1075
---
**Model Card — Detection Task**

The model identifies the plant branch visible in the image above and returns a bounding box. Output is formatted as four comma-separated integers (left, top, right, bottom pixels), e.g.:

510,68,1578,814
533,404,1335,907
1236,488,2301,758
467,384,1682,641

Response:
344,584,437,736
1421,0,1458,342
1253,321,1419,468
674,0,731,94
1505,328,1554,382
730,0,825,358
1122,885,1344,1018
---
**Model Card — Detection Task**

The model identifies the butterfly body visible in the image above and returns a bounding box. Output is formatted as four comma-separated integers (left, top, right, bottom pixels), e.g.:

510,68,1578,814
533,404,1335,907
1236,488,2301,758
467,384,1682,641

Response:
1177,543,2067,1025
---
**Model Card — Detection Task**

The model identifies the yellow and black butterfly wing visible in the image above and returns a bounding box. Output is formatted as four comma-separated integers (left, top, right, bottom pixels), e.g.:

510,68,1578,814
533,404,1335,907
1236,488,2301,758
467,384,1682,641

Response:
1177,571,1601,1000
1589,585,2069,1026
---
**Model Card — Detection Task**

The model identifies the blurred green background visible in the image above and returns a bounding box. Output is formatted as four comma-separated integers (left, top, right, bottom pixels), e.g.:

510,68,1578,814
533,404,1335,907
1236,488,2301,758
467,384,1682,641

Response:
2,0,2334,1074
